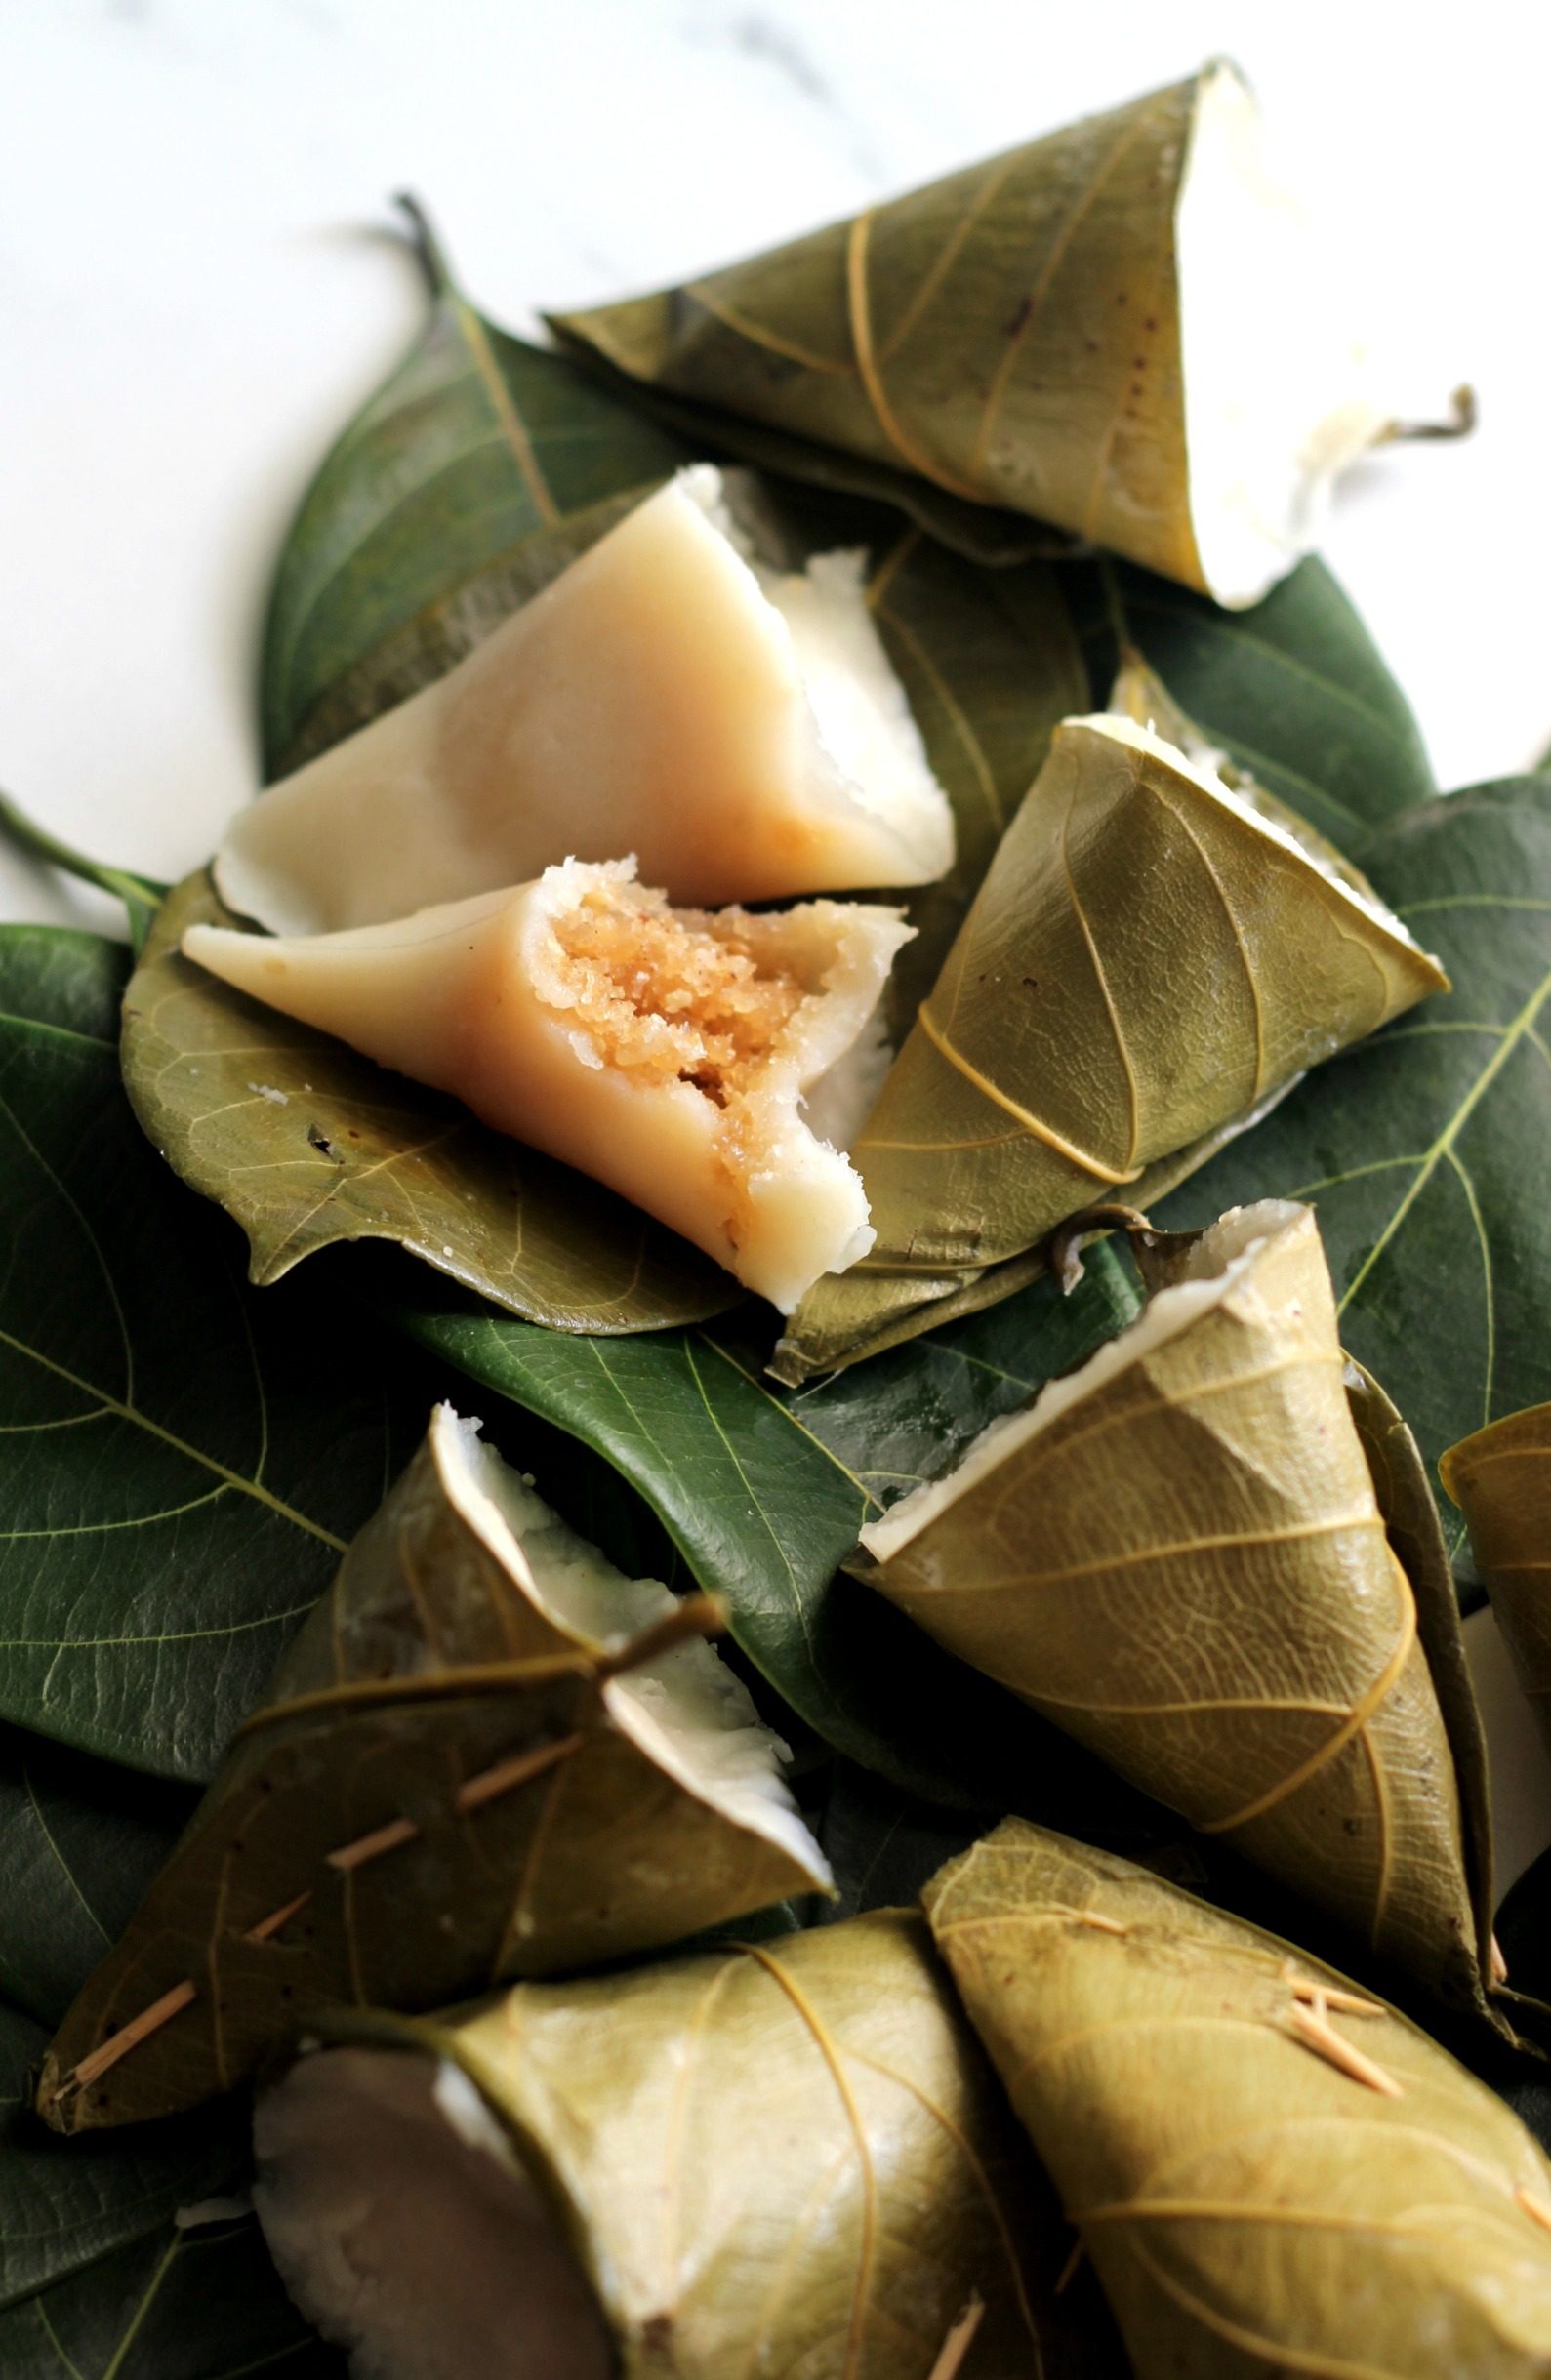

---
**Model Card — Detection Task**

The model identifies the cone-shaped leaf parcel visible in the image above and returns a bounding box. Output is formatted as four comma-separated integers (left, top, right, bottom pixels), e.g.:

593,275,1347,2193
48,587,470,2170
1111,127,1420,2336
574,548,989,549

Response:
1444,1405,1551,1751
775,715,1447,1380
925,1822,1551,2380
254,1912,1122,2380
858,1201,1490,2007
36,1407,828,2133
553,64,1421,605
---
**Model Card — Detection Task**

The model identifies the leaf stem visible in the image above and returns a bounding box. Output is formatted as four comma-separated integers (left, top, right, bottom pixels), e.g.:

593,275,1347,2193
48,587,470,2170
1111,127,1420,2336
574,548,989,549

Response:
392,190,455,299
1380,383,1477,444
0,786,166,950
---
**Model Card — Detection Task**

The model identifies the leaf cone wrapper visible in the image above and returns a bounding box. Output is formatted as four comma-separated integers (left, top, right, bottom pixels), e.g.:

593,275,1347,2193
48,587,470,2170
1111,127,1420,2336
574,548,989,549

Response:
923,1821,1551,2380
553,64,1406,604
1444,1403,1551,1748
858,1201,1485,2006
252,1912,1122,2380
775,714,1446,1380
36,1406,828,2133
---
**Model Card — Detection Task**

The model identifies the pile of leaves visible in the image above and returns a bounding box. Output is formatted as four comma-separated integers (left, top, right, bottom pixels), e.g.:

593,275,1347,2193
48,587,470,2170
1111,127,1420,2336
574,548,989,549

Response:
2,148,1550,2379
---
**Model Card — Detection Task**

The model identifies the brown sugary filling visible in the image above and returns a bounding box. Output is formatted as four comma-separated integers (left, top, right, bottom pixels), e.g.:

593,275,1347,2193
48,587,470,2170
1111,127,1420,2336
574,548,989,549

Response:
551,889,805,1109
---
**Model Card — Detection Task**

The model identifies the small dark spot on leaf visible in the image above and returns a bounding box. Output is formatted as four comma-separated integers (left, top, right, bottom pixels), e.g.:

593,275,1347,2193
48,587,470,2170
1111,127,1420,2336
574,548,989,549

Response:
642,2315,674,2352
1004,294,1034,340
1143,315,1159,332
1022,977,1039,991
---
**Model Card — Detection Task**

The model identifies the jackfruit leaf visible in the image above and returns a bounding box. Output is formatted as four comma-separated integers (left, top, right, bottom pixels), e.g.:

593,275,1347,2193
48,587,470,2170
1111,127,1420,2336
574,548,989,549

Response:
371,1236,1186,1825
924,1821,1551,2380
859,1203,1492,2014
0,1997,237,2312
262,201,692,779
553,72,1219,587
777,715,1447,1379
0,1727,191,2030
0,2214,340,2380
1069,552,1436,846
0,923,434,1782
120,874,737,1333
37,1409,829,2133
1442,1402,1551,1749
259,1913,1125,2379
1151,778,1551,1564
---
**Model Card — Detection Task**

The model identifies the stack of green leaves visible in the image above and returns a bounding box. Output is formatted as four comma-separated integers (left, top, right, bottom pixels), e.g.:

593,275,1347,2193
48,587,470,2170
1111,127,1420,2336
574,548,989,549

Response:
2,82,1550,2373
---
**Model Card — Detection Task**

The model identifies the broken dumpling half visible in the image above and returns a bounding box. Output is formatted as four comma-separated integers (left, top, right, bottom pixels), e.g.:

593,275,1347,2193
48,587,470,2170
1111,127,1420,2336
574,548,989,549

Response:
183,861,912,1313
219,464,955,936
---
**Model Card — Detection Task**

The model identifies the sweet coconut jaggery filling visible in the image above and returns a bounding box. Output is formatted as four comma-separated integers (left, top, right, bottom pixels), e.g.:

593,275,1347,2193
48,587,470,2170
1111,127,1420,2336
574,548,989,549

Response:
549,884,808,1109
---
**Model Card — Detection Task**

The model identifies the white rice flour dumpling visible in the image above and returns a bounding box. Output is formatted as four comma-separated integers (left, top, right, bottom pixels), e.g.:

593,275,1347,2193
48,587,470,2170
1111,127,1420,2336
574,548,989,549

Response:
219,465,955,935
184,862,911,1313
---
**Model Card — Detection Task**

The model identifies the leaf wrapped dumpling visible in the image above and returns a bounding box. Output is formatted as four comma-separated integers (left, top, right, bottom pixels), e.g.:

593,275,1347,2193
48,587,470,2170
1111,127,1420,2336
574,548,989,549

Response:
925,1821,1551,2379
220,464,955,937
254,1911,1121,2380
774,713,1446,1378
554,64,1443,604
37,1406,830,2133
1444,1404,1551,1743
857,1200,1490,2006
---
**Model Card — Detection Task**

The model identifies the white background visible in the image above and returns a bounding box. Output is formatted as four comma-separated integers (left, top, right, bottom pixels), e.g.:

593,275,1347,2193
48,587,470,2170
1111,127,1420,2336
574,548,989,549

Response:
3,0,1549,1878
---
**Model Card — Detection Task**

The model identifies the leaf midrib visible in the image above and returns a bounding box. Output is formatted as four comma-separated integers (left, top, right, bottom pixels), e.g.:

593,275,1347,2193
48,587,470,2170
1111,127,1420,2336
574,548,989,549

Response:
0,1327,346,1553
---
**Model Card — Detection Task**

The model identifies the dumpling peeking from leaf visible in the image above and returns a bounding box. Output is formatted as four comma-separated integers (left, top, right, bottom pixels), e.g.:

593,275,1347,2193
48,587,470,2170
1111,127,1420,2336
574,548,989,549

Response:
553,63,1464,605
253,1911,1120,2380
856,1199,1498,2014
774,709,1448,1378
183,859,912,1313
36,1404,830,2134
924,1822,1551,2380
219,464,955,938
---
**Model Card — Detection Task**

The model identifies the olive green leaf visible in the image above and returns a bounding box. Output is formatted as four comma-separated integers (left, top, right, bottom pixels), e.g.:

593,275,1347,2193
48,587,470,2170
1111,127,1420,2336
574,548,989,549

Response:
373,1237,1178,1827
263,200,692,780
776,714,1446,1380
0,2213,340,2380
257,1912,1124,2379
858,1202,1490,2011
1067,553,1436,845
121,873,736,1333
553,73,1213,585
1443,1403,1551,1750
924,1820,1551,2379
0,922,437,1782
37,1405,828,2133
1154,778,1551,1557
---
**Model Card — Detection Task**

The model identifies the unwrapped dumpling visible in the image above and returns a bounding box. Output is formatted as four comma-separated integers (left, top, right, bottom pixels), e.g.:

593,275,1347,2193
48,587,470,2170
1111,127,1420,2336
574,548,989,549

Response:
219,464,955,935
184,860,912,1312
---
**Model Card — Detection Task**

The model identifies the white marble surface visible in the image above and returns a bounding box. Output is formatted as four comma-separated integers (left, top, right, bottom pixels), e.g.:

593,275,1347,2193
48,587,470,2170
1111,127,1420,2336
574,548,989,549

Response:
3,0,1550,1883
